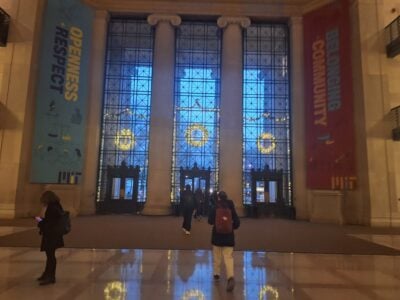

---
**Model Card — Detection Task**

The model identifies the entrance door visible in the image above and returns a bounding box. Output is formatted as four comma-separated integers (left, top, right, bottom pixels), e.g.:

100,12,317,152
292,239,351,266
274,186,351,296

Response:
250,165,294,218
179,163,211,214
97,161,140,214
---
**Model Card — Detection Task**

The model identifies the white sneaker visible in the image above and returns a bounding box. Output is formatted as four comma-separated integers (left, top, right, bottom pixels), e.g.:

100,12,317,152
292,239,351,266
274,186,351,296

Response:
185,230,191,235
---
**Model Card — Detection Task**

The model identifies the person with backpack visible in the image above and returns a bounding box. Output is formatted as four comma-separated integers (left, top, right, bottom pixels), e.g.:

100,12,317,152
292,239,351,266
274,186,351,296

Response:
208,190,240,292
35,190,65,285
180,184,195,235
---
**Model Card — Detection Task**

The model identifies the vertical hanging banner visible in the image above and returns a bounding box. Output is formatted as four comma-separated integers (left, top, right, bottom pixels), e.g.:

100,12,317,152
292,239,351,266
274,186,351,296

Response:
303,0,356,190
30,0,93,184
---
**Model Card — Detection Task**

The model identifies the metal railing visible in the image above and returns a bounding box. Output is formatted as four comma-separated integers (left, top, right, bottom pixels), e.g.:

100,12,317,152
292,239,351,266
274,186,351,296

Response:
385,16,400,57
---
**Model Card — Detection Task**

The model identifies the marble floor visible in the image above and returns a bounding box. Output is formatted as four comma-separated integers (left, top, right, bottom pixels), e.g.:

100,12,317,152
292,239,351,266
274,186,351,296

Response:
0,232,399,299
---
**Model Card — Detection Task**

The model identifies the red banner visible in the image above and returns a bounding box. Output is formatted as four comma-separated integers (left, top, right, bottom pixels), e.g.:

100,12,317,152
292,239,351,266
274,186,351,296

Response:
303,0,356,190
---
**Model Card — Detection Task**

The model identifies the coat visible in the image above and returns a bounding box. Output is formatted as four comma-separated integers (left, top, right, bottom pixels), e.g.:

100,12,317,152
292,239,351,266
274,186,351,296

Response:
208,199,240,247
180,190,195,210
38,201,64,251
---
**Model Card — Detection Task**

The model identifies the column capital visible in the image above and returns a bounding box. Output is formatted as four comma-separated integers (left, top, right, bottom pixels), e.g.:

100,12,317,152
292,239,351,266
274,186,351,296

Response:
147,14,181,27
217,16,251,29
289,16,303,27
94,10,109,21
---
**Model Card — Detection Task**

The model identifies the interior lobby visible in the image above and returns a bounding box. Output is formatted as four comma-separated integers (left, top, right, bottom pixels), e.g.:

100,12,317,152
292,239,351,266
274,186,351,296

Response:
0,0,400,299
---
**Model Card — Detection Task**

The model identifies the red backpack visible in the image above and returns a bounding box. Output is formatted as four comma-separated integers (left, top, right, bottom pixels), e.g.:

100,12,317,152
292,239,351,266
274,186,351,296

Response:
215,203,233,234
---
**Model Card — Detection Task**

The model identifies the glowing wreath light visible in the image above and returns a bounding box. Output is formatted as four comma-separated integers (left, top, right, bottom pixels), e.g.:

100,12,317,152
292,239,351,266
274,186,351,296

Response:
257,132,276,154
259,285,279,299
104,281,126,300
114,129,135,151
182,289,206,300
185,123,209,147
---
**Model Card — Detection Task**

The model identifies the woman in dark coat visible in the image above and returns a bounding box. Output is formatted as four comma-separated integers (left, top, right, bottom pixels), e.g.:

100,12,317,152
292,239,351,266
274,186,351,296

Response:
208,191,240,292
36,191,64,285
180,184,195,234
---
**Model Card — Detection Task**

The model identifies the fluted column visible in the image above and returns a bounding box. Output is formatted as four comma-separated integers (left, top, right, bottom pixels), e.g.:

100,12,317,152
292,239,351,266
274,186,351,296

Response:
217,16,250,215
289,16,308,220
142,14,181,215
80,11,109,215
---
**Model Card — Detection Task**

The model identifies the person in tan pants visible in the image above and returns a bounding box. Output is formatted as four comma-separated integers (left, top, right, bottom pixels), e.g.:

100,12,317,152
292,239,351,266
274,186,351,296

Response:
208,191,240,292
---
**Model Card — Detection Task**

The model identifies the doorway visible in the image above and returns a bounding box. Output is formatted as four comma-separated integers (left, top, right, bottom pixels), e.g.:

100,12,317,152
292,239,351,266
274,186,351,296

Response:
250,165,295,218
179,163,211,216
97,161,140,214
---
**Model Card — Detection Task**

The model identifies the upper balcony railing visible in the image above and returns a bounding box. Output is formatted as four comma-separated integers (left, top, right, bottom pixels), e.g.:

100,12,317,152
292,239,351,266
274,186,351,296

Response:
391,105,400,141
386,16,400,58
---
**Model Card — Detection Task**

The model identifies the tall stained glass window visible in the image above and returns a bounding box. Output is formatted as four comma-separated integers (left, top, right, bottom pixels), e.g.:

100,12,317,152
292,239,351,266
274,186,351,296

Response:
97,19,153,203
243,24,291,204
171,22,221,202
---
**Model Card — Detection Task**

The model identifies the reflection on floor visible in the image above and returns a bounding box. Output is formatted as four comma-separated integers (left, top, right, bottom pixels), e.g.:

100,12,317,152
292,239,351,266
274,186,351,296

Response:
0,242,399,300
0,226,35,237
349,234,400,251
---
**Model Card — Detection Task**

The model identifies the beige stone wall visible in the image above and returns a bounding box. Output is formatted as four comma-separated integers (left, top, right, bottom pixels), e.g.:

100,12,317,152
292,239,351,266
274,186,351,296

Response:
351,0,400,226
0,0,44,218
382,0,400,216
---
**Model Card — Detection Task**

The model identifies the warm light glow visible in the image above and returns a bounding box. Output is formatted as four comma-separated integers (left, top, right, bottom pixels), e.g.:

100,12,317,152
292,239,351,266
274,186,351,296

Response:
185,123,209,147
114,129,135,151
104,281,126,300
181,289,206,300
259,285,279,299
256,132,276,154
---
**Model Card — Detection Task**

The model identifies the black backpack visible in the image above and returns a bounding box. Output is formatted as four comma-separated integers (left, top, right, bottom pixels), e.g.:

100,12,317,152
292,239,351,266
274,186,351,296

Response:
56,211,71,235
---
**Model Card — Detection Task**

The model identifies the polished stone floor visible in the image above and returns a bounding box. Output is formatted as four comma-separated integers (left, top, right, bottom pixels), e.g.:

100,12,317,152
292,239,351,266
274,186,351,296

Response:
0,231,399,299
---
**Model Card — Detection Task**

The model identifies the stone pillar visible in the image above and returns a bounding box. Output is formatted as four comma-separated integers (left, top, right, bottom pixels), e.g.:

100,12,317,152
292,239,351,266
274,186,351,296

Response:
289,16,308,220
79,11,109,215
0,0,42,218
217,16,250,215
355,0,399,226
142,14,181,215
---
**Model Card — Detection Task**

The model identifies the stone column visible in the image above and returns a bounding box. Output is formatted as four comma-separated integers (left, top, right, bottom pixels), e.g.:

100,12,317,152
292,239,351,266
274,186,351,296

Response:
79,10,109,215
0,0,43,218
217,16,250,215
142,14,181,215
289,16,308,220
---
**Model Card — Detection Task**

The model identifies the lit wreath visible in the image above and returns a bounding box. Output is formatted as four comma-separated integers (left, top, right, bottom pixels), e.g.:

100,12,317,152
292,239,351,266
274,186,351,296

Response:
258,285,279,299
182,289,206,300
185,123,209,147
256,132,276,154
114,129,135,151
104,281,126,300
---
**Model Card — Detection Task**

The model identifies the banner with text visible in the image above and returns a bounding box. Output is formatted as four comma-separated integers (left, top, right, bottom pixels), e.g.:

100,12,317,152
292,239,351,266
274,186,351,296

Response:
30,0,93,184
303,0,356,190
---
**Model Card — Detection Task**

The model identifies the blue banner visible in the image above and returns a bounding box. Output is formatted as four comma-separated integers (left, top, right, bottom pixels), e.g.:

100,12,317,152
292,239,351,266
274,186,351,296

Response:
30,0,93,184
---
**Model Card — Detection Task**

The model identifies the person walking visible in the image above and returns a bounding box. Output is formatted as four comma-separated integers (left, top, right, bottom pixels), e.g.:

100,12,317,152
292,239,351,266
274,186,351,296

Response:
208,191,240,292
193,187,205,220
35,191,65,285
180,184,195,235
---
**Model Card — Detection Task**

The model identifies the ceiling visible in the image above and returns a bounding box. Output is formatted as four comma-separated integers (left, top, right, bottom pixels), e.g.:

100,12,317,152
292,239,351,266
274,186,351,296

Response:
84,0,332,15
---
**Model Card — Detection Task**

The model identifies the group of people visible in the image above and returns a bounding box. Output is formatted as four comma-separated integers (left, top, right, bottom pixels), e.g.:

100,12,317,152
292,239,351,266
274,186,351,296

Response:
180,185,240,292
34,187,240,293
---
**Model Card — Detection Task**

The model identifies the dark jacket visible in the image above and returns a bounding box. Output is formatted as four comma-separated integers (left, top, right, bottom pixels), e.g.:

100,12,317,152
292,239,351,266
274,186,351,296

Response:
38,201,64,251
208,199,240,247
180,189,195,210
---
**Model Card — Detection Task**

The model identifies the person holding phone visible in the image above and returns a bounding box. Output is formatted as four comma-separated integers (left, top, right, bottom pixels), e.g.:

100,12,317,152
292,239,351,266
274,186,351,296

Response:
36,190,64,285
